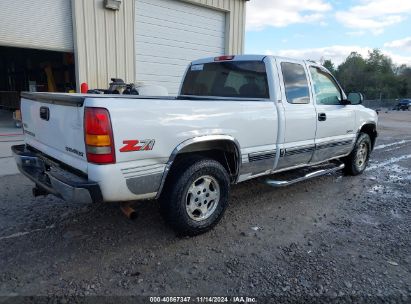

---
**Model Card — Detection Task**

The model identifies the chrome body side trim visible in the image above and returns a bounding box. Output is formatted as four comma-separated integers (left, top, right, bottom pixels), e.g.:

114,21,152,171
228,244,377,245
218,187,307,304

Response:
311,139,354,163
237,150,277,180
248,150,277,162
237,151,352,182
276,144,315,169
316,139,353,150
238,138,355,181
284,145,316,156
240,159,275,177
122,163,165,196
273,154,349,174
126,173,163,195
121,164,165,179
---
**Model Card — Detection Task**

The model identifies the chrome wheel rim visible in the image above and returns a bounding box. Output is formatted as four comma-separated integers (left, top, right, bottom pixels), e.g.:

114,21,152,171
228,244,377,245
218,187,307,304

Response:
356,142,368,170
186,175,220,221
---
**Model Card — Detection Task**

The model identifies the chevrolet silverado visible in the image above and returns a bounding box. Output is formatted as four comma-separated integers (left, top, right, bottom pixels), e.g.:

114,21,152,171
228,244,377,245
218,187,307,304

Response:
12,55,378,235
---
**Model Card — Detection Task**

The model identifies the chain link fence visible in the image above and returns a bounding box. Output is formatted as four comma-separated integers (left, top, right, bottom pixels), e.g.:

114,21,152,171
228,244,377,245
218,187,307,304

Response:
362,99,400,109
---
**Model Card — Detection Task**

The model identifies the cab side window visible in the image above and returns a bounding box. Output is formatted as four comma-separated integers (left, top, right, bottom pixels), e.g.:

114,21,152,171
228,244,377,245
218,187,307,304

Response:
309,67,342,105
281,62,310,104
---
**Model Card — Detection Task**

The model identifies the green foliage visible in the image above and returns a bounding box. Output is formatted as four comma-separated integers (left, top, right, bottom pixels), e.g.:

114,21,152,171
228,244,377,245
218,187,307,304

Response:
396,65,411,98
322,59,336,75
336,52,367,96
325,49,411,99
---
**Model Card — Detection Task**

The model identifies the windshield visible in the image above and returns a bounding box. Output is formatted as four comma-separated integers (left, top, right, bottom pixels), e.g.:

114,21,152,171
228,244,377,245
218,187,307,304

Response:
180,60,269,98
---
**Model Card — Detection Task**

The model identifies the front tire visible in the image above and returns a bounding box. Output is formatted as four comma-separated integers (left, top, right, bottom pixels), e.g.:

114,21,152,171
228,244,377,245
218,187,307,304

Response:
343,133,372,176
159,157,230,236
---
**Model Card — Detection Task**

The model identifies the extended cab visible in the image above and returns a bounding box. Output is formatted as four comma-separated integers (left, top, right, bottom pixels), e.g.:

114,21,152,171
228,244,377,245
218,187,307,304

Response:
12,55,378,235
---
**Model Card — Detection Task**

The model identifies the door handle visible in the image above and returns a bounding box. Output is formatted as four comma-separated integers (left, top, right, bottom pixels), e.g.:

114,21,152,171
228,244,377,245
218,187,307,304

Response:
40,106,50,121
318,113,327,121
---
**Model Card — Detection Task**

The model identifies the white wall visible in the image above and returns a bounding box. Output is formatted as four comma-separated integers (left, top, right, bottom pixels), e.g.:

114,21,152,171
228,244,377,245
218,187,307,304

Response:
72,0,246,90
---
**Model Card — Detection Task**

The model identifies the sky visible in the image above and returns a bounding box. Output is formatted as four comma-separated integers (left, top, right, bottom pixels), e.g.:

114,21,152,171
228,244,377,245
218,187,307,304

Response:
245,0,411,66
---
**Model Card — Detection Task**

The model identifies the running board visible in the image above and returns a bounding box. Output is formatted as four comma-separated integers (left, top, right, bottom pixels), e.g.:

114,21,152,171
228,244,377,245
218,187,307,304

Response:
265,161,345,187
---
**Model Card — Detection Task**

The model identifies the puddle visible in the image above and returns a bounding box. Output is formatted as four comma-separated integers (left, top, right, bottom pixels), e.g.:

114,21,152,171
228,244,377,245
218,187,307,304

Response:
367,183,405,198
388,164,411,181
367,154,411,171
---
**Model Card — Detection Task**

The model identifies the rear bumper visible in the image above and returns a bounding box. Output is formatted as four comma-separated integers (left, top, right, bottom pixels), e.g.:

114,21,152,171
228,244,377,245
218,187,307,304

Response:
11,144,102,204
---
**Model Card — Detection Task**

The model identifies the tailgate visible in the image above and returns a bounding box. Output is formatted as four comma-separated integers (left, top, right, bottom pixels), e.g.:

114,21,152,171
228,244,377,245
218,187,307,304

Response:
20,93,88,173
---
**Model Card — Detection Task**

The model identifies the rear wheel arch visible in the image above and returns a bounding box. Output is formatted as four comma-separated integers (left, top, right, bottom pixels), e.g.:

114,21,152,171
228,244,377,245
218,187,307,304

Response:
156,136,241,198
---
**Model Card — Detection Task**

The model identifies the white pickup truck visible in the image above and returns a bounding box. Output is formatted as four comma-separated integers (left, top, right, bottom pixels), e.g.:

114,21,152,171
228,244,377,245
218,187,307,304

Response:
12,55,378,235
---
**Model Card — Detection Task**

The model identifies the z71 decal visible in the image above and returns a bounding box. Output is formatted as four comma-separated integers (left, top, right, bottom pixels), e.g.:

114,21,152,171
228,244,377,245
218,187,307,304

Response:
120,139,155,152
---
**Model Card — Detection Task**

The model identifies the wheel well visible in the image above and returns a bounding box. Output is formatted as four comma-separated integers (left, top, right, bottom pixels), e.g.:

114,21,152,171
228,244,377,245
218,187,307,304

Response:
360,124,377,149
171,140,239,183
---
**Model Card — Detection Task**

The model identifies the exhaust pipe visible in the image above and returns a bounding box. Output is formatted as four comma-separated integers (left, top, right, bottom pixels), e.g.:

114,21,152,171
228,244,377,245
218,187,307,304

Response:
120,202,138,220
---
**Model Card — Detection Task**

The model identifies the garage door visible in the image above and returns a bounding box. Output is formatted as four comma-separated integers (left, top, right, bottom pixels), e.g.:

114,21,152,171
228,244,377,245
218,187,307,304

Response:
0,0,73,52
135,0,226,95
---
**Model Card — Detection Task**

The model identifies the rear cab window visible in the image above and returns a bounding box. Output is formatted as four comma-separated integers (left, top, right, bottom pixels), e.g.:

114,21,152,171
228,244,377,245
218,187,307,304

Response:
181,61,269,98
280,62,310,104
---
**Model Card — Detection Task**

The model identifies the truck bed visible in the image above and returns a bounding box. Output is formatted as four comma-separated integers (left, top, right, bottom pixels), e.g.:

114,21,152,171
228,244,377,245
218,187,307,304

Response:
20,92,176,106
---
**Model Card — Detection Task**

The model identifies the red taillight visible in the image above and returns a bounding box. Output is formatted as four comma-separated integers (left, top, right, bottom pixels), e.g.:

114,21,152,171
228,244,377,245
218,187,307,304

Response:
214,55,235,61
84,107,115,164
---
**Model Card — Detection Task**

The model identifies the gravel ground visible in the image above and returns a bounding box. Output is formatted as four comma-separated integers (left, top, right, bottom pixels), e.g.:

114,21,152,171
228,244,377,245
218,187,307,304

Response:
0,111,410,303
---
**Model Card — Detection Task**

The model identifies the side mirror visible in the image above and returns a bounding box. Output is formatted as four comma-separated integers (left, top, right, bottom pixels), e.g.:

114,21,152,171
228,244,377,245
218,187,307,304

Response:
347,92,363,105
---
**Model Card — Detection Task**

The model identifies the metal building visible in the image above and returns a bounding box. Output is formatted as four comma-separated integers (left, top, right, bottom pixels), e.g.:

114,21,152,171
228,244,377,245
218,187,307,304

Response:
0,0,247,97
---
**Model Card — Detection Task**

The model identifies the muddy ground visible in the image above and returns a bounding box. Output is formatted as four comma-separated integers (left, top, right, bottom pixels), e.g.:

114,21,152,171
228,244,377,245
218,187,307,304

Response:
0,111,410,303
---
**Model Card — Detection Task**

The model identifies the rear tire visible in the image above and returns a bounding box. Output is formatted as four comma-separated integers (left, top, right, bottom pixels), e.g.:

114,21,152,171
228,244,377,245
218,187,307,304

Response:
159,157,230,236
343,133,371,176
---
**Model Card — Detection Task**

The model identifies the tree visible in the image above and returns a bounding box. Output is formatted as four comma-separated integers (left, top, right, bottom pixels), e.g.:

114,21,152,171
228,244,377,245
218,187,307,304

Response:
336,52,367,96
397,65,411,97
322,59,336,75
328,49,410,100
364,49,397,99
